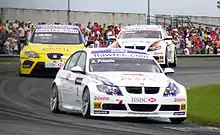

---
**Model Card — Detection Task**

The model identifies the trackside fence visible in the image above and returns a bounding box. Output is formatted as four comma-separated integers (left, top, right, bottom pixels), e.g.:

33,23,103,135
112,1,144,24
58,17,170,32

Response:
1,54,220,61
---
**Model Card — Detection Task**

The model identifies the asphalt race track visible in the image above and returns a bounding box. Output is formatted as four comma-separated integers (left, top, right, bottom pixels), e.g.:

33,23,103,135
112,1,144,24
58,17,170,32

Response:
0,60,220,135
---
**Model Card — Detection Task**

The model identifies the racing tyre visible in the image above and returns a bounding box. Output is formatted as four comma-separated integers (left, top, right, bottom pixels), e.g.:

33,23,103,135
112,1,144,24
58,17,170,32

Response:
19,70,26,77
19,71,24,77
161,50,169,68
169,50,177,67
82,88,91,118
19,64,24,77
19,64,28,77
169,117,186,124
50,85,61,113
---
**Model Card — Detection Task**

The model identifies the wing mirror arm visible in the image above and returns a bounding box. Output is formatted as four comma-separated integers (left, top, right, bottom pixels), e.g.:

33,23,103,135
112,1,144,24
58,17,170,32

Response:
85,40,94,48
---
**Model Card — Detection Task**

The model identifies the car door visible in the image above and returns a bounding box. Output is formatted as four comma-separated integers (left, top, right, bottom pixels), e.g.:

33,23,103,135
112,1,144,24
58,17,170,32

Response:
71,52,87,108
60,51,82,109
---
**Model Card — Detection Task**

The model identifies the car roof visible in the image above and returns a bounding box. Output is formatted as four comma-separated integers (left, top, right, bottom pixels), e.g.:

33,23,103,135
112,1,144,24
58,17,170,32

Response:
122,25,163,31
36,24,81,30
79,48,154,60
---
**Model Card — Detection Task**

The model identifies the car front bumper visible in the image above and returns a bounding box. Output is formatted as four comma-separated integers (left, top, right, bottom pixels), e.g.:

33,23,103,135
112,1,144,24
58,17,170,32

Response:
20,58,65,76
90,94,187,118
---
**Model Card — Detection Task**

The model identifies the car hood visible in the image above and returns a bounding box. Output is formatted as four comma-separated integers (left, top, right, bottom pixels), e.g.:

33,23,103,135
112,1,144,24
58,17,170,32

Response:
26,43,85,55
117,38,161,49
89,72,170,87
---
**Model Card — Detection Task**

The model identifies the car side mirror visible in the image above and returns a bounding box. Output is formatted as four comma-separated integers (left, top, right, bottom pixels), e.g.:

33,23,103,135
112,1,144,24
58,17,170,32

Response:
70,66,84,74
60,55,70,62
163,36,173,40
85,40,94,48
164,68,175,75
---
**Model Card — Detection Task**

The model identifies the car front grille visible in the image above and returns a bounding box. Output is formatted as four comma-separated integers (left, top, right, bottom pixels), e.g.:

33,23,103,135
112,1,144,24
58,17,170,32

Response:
126,87,160,94
102,104,127,110
159,105,180,111
144,87,160,94
126,87,142,94
128,104,158,112
125,46,134,49
47,53,63,60
124,46,145,50
136,46,146,50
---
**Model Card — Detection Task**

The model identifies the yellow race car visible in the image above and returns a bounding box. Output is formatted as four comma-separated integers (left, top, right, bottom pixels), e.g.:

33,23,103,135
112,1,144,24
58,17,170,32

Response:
19,24,94,77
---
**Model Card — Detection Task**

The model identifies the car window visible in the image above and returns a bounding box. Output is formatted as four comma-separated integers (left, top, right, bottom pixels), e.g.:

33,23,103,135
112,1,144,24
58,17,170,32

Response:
31,33,83,44
89,58,162,73
118,30,162,39
65,52,82,70
64,56,72,70
76,52,87,71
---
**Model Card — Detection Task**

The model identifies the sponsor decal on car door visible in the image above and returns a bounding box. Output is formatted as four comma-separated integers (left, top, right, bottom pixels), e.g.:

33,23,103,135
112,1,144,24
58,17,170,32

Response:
62,71,77,107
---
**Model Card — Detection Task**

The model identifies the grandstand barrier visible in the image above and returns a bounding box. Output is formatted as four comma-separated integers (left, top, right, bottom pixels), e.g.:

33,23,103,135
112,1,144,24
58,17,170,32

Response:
0,54,220,61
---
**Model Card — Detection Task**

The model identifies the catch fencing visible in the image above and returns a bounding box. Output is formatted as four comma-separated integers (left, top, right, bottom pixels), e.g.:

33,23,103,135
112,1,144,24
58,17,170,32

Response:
0,54,220,61
1,8,146,26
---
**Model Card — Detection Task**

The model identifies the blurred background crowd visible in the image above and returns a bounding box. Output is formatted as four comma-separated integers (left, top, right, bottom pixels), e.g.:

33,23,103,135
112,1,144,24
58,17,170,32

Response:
0,19,219,55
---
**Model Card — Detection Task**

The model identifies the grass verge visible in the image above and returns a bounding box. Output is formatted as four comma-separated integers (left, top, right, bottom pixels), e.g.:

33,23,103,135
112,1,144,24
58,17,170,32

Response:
178,58,220,62
187,84,220,127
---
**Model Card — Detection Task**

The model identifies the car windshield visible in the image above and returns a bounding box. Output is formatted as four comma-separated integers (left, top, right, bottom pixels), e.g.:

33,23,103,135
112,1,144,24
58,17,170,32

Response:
89,58,162,73
118,30,162,39
31,32,82,44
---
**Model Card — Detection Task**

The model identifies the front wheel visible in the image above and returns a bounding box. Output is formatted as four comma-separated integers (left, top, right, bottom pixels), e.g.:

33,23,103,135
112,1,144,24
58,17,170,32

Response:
19,63,28,77
19,69,26,77
81,88,91,118
19,71,25,77
169,117,186,124
169,50,177,67
49,85,61,113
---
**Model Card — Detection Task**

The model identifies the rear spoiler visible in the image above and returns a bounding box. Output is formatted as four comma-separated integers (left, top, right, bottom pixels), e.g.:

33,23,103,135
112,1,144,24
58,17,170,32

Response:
60,56,70,62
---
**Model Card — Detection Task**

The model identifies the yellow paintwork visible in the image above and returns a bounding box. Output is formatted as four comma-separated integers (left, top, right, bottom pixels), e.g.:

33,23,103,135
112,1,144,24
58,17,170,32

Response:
19,42,85,75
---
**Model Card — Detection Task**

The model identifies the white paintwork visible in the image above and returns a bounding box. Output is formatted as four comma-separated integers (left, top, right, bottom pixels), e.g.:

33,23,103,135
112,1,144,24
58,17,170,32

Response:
51,48,187,119
70,66,84,72
164,68,175,74
109,25,176,66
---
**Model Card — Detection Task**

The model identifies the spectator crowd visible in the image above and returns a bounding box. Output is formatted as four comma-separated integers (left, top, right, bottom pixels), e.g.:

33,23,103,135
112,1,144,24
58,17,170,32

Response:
167,25,220,55
0,18,219,55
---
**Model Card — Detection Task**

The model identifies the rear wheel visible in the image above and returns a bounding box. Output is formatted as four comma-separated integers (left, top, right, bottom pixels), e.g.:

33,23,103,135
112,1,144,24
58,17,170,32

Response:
81,88,91,118
169,117,186,124
50,85,61,113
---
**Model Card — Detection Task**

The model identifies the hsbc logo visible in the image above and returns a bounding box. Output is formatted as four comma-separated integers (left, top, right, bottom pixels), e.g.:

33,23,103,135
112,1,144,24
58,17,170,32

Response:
148,98,156,102
131,97,156,103
58,63,64,67
131,97,148,103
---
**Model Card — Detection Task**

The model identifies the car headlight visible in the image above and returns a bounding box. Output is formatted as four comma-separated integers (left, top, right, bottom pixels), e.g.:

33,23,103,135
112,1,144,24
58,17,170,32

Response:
163,82,180,96
25,51,39,58
148,41,162,51
97,84,122,94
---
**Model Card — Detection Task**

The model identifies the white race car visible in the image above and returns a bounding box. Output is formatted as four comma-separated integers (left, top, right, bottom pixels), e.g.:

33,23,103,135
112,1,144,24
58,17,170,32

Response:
50,48,187,124
109,25,177,67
